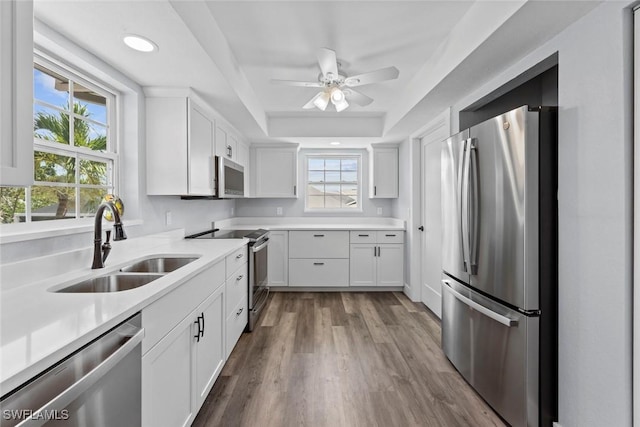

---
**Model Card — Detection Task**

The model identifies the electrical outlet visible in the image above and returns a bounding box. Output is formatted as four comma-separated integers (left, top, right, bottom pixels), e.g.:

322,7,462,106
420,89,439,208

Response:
276,207,283,216
377,207,382,216
230,207,235,216
165,211,172,226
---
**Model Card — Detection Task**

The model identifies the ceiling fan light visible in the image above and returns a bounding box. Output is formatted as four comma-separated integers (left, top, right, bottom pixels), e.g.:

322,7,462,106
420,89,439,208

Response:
330,87,345,104
313,91,330,111
334,98,349,112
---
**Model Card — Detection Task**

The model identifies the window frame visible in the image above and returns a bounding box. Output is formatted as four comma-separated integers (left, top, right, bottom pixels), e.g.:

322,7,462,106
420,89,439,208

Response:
12,53,119,224
303,152,363,213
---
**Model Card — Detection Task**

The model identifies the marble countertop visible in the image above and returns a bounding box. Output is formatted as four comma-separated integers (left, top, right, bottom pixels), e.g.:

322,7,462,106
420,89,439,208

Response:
0,231,247,395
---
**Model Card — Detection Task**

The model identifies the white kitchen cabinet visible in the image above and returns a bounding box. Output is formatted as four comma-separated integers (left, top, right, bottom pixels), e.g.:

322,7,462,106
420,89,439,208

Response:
288,230,349,287
237,140,250,196
368,146,398,198
267,230,288,286
253,145,299,198
146,92,214,196
0,0,33,186
224,248,248,358
215,123,238,161
142,260,226,427
349,231,404,286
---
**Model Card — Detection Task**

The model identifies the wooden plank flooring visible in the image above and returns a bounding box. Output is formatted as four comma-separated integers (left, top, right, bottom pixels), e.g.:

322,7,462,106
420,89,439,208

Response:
193,292,506,427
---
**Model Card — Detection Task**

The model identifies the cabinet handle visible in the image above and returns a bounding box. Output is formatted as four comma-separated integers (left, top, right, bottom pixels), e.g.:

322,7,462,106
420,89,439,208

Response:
236,307,244,316
193,316,202,342
374,186,377,196
313,234,325,237
227,145,232,158
236,253,244,259
294,185,297,196
373,247,377,257
385,234,397,237
378,246,381,257
358,234,369,237
313,262,325,266
199,313,205,338
236,274,244,281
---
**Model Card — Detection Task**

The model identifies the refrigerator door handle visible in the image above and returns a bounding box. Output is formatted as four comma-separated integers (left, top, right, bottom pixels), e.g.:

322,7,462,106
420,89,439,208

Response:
461,139,472,273
442,280,518,327
468,140,479,274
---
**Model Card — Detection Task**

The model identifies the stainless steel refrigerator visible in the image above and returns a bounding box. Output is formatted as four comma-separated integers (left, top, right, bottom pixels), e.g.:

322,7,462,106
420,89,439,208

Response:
441,105,557,427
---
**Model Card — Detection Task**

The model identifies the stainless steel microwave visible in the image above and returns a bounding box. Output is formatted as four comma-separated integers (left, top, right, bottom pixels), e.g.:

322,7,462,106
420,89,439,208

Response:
215,156,244,198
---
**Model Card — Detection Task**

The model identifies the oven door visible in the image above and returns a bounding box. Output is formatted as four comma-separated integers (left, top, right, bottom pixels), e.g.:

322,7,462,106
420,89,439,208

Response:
249,238,269,330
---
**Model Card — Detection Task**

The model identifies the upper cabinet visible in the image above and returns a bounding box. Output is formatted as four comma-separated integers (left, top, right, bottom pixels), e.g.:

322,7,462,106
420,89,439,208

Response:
215,123,238,161
368,145,398,198
146,90,215,196
252,144,299,198
0,0,33,187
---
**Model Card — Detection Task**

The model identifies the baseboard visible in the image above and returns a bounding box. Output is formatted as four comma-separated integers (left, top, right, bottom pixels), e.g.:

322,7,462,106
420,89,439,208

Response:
269,286,404,292
422,283,442,318
403,283,419,302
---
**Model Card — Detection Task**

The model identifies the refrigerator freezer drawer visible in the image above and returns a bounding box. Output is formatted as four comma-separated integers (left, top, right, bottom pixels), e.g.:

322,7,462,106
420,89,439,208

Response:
441,279,539,427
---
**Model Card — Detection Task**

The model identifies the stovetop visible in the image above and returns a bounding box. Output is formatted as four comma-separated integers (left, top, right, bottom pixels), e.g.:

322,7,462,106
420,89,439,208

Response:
185,228,269,242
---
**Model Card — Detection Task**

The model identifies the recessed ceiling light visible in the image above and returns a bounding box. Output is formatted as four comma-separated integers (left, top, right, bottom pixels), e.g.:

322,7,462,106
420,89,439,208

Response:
123,35,158,53
330,141,341,146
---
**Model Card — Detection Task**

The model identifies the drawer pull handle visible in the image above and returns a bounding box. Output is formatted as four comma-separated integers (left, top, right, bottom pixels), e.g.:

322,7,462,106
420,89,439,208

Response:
236,307,244,316
313,262,325,266
313,234,325,237
236,274,244,281
358,234,369,237
385,234,397,237
236,253,244,259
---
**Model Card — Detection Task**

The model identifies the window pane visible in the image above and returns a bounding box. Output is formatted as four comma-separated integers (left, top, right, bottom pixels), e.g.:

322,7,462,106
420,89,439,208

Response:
80,159,110,185
307,196,325,209
325,171,340,182
342,171,357,182
308,158,324,170
34,151,76,183
0,187,27,223
31,186,76,221
341,158,357,171
325,159,341,170
308,170,324,183
80,188,110,218
73,83,107,125
33,66,69,108
307,184,324,196
342,184,358,208
74,118,107,151
34,104,70,144
325,184,340,196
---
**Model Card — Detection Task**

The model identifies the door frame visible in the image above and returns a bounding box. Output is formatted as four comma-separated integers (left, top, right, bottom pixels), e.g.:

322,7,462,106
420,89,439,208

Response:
406,108,450,304
633,6,639,426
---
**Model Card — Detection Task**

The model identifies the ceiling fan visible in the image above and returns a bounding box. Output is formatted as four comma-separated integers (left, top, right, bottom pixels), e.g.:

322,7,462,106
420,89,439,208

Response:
271,48,399,112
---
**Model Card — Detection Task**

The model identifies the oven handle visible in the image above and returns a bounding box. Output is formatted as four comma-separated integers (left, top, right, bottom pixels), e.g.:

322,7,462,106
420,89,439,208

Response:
252,287,270,315
251,238,269,253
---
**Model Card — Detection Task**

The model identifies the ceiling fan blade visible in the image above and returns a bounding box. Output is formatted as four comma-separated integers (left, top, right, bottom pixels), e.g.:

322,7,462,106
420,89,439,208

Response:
344,66,399,87
303,92,323,110
343,88,373,106
317,48,339,78
271,79,324,88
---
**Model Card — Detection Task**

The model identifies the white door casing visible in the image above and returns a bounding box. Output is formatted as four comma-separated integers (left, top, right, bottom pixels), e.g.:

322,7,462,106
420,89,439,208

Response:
633,6,639,427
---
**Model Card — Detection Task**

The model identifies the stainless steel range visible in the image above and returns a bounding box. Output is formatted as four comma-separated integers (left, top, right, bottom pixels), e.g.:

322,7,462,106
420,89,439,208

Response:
185,228,269,331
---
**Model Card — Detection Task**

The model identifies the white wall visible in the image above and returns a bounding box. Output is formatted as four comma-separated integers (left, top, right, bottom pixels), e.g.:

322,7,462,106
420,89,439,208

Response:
236,148,393,217
449,3,633,426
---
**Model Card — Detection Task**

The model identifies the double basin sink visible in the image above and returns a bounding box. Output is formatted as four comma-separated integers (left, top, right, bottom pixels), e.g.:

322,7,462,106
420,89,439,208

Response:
55,257,199,293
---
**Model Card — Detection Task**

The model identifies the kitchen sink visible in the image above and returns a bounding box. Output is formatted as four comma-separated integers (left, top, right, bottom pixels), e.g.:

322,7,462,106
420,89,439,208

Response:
120,257,199,273
55,273,164,293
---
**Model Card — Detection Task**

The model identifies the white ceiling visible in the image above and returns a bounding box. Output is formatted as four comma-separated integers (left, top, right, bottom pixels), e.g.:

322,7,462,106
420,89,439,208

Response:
34,0,601,148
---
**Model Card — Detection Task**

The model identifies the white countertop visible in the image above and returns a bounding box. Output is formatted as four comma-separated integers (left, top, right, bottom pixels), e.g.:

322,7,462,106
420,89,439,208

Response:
0,231,247,395
215,216,406,231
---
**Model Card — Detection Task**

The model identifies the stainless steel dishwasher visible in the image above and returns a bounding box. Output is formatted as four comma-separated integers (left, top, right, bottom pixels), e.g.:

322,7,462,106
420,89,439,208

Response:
1,313,144,427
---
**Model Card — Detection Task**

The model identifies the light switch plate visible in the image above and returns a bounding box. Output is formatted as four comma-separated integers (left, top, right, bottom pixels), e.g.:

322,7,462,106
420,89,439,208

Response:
377,207,382,216
165,211,172,226
276,207,283,216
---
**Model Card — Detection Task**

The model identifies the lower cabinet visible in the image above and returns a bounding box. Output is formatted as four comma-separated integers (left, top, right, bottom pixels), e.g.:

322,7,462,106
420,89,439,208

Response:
194,288,225,405
267,230,288,286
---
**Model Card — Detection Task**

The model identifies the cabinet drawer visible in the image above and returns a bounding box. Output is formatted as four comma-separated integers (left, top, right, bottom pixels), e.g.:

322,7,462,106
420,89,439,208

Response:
226,246,247,277
143,260,225,354
289,259,349,287
289,231,349,258
225,263,248,317
376,230,404,244
349,231,376,243
226,296,248,358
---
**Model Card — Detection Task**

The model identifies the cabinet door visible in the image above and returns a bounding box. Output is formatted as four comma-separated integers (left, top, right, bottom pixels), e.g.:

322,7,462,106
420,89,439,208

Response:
370,148,398,198
254,148,298,198
377,244,404,286
350,244,377,286
267,230,288,286
0,0,33,186
237,141,250,196
215,125,228,159
228,134,238,160
194,286,225,407
188,100,214,195
142,314,195,427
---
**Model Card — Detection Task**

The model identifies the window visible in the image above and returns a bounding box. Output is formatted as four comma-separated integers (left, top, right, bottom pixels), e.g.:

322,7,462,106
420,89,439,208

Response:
305,155,360,210
0,58,117,224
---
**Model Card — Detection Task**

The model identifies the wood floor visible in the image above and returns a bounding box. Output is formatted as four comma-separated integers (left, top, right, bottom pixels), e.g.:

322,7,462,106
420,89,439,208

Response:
193,292,506,427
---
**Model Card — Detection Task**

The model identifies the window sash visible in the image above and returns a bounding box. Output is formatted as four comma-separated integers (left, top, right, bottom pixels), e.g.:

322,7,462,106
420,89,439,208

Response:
305,155,361,211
